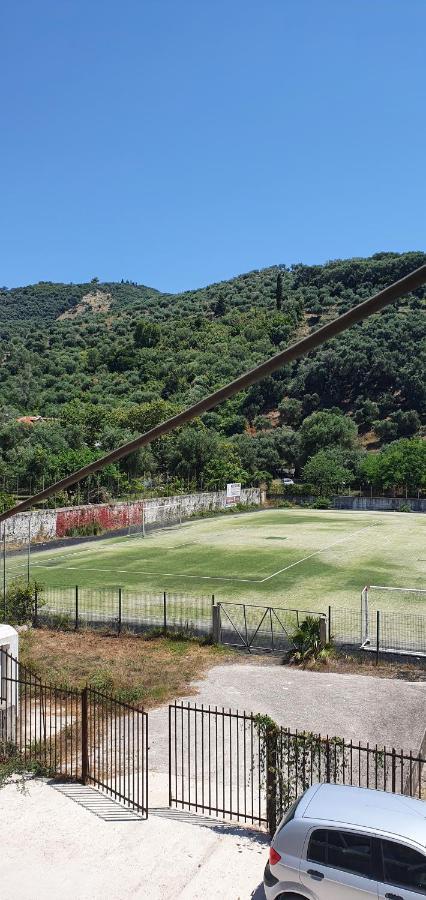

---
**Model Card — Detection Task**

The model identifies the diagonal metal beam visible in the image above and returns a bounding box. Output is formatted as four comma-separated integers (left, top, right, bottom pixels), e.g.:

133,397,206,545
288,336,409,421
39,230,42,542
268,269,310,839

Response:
1,263,425,524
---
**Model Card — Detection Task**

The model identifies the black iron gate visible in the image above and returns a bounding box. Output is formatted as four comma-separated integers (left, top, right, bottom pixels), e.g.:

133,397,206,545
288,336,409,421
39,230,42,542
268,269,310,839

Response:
84,686,148,817
169,700,268,827
218,601,325,652
0,649,148,818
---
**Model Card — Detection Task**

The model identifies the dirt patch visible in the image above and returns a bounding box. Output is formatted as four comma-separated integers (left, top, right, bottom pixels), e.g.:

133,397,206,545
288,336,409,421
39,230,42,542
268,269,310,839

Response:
58,290,112,319
20,628,234,707
288,650,426,682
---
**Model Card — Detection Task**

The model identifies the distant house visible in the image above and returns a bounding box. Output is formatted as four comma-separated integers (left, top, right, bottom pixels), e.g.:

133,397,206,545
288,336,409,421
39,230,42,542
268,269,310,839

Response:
16,415,46,425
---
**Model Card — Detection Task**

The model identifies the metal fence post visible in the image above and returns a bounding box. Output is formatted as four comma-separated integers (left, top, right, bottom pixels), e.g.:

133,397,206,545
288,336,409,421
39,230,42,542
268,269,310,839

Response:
376,610,380,666
328,606,332,644
81,686,89,784
319,617,327,648
75,585,79,630
163,592,167,634
33,585,38,627
118,587,122,635
266,726,278,837
212,604,221,643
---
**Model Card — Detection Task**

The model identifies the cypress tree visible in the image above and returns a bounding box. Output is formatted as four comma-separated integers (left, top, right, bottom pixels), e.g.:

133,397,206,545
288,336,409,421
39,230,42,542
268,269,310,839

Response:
275,272,283,311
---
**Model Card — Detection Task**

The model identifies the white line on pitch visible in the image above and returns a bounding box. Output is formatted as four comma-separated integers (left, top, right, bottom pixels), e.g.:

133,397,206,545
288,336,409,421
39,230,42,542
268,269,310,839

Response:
259,523,379,582
31,564,259,583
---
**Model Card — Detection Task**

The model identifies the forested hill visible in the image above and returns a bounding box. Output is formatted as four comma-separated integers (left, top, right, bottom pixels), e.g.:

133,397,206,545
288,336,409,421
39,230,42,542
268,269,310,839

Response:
0,251,425,498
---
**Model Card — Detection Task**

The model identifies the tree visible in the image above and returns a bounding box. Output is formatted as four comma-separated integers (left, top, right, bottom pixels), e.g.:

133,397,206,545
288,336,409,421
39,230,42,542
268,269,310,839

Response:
361,438,426,494
275,272,283,311
133,319,161,348
213,296,226,317
278,398,303,427
203,442,249,490
303,449,354,495
299,410,358,464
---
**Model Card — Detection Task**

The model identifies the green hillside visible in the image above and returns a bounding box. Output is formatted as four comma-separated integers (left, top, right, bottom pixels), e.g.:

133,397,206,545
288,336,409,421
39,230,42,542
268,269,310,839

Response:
0,251,425,501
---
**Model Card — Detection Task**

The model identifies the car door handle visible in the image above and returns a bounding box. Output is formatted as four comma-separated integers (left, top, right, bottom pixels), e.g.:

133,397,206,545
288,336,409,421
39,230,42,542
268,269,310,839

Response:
307,869,324,881
385,893,403,900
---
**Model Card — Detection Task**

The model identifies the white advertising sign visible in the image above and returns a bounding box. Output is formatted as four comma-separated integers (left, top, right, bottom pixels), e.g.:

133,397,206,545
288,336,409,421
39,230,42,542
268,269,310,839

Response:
226,482,241,505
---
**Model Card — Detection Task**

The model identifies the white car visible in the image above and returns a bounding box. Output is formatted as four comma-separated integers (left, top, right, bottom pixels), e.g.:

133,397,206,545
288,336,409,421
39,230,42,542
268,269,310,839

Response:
283,478,295,486
264,783,426,899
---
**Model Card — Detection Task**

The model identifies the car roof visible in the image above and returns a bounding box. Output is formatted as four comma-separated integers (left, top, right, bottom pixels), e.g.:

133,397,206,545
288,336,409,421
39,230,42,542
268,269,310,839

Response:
296,784,426,848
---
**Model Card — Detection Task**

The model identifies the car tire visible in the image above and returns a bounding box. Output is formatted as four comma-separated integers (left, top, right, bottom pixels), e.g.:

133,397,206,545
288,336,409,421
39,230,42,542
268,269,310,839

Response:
276,894,310,899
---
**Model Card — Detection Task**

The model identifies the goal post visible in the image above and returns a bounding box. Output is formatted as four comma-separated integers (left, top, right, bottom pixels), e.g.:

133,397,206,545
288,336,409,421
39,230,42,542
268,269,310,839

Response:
360,583,426,657
361,585,369,647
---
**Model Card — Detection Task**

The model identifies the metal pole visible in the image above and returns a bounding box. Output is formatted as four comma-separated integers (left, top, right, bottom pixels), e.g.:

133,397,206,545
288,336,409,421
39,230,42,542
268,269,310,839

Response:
3,528,6,620
376,610,380,666
1,264,426,524
142,502,145,538
163,592,167,635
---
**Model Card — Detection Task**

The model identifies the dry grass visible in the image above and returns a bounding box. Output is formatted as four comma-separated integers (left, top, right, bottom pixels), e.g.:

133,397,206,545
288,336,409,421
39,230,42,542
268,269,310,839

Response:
300,650,426,682
20,628,234,707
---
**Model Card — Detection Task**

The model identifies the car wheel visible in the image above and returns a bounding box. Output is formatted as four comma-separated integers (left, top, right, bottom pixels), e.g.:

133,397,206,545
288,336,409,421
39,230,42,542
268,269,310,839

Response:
277,894,310,899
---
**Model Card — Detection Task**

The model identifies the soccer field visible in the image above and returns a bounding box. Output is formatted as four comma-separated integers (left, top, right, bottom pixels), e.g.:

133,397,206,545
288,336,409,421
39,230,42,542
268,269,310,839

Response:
9,507,426,613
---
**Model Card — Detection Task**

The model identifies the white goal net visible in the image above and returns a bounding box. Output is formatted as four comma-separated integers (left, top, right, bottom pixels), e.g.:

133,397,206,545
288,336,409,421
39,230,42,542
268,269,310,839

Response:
361,584,426,656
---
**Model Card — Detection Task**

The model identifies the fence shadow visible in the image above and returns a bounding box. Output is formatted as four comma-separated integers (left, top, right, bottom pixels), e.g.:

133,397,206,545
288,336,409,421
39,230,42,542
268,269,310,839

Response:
51,781,145,823
150,806,270,845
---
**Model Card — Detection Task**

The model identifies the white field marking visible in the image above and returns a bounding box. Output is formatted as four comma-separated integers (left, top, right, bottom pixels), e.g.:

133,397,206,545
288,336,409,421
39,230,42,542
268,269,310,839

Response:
31,564,259,583
258,522,379,582
31,522,379,585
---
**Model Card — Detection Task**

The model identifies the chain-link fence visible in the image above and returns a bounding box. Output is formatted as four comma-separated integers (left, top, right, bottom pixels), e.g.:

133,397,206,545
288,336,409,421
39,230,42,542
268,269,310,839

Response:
35,584,214,637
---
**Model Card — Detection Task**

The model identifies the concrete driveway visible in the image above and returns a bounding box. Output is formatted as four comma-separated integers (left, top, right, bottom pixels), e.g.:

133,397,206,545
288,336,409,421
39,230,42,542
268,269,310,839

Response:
1,778,268,900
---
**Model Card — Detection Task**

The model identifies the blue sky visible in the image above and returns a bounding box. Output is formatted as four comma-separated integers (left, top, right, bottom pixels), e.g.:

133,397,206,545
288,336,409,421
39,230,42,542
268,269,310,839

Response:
1,0,425,292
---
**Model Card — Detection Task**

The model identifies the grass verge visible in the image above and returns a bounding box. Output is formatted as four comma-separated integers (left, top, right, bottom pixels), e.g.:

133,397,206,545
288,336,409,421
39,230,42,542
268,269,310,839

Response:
20,628,234,707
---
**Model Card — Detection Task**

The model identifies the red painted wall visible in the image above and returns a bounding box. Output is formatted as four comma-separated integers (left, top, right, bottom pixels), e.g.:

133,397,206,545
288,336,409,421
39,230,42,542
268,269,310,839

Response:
56,502,144,537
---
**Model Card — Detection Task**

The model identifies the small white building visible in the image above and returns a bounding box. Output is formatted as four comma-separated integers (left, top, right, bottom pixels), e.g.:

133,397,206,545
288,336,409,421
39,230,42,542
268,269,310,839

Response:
0,623,19,740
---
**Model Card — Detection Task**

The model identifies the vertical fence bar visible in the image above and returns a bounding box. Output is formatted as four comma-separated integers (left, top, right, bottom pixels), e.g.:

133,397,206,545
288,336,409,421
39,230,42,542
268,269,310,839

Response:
118,587,122,635
163,592,167,634
3,528,6,620
328,605,332,644
75,585,79,631
33,585,38,627
81,687,88,784
376,610,380,666
266,726,278,836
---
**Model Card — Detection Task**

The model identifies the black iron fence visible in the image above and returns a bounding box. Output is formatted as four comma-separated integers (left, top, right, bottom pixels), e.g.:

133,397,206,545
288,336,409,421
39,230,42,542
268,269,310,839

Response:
0,649,148,816
169,702,426,835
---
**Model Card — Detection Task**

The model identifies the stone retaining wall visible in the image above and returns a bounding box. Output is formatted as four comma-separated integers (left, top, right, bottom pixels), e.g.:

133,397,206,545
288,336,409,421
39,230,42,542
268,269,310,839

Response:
2,488,261,547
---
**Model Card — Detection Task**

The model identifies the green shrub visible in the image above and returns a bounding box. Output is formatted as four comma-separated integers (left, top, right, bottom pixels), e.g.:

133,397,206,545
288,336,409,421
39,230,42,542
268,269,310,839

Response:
64,521,104,537
312,497,331,509
4,579,43,626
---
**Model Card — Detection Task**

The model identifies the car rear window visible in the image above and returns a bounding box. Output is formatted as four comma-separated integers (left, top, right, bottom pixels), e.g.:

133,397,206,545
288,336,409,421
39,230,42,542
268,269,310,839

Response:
277,797,303,833
381,840,426,895
308,829,373,879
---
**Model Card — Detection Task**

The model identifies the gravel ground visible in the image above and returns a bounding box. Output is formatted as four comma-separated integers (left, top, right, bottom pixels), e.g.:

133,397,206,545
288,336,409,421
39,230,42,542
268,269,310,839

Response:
1,778,268,900
148,663,426,777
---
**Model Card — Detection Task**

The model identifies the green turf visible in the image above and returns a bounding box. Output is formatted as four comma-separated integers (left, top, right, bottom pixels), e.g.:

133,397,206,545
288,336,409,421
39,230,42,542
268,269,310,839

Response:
8,507,425,614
